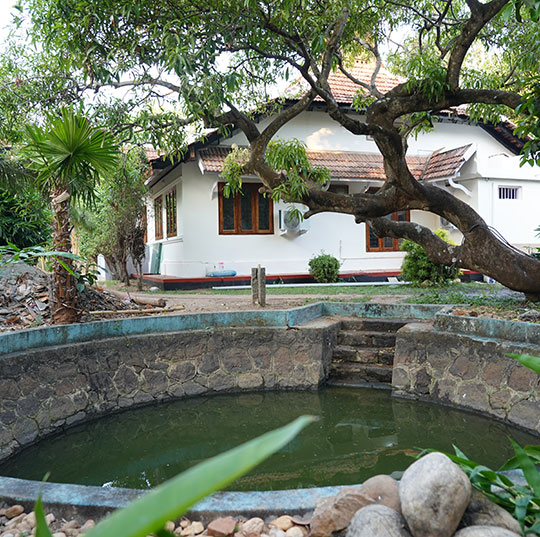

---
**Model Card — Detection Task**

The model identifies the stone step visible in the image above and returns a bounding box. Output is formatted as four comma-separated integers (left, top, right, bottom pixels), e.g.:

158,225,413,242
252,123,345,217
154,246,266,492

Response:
332,345,394,365
328,362,393,385
338,330,396,348
340,318,409,333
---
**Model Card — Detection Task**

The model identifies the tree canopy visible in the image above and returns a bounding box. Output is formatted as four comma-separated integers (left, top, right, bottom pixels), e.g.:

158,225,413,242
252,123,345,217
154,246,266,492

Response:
8,0,540,295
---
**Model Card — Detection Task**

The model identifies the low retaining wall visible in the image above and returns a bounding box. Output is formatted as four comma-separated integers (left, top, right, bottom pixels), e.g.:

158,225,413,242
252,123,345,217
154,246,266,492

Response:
393,315,540,435
0,318,339,460
0,302,443,462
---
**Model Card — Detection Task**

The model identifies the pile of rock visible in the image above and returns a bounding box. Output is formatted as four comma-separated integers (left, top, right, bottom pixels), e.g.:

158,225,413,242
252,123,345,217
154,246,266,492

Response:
310,453,522,537
0,507,309,537
0,504,95,537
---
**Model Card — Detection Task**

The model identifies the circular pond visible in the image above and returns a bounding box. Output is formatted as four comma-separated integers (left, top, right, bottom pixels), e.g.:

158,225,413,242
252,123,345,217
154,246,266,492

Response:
1,387,537,491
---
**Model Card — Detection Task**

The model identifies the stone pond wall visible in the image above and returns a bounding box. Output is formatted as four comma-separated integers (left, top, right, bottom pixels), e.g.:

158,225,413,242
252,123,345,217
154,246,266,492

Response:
393,317,540,435
0,318,339,460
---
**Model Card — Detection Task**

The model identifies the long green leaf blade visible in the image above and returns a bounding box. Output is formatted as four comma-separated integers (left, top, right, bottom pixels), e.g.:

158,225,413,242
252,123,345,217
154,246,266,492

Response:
35,496,54,537
84,415,315,537
510,439,540,498
506,353,540,374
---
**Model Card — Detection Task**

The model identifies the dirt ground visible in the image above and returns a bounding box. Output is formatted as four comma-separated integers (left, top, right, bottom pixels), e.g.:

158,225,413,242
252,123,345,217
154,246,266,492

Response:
116,290,407,314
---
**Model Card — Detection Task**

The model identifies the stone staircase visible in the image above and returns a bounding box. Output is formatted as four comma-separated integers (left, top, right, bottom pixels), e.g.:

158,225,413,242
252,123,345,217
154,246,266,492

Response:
327,318,411,387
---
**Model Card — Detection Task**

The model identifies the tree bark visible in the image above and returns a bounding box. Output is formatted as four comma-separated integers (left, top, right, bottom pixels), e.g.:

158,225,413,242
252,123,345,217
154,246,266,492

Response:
51,188,79,324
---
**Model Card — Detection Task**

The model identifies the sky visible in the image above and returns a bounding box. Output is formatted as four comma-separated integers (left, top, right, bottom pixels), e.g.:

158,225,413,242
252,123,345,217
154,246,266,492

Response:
0,0,20,48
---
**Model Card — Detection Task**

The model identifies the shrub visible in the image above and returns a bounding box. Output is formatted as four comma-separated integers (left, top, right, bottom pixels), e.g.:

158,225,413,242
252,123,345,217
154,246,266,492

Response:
308,252,340,283
0,187,52,249
400,229,460,285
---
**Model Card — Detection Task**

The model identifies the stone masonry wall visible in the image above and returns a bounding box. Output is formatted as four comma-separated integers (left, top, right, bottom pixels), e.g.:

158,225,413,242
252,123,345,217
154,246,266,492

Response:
393,322,540,435
0,319,339,461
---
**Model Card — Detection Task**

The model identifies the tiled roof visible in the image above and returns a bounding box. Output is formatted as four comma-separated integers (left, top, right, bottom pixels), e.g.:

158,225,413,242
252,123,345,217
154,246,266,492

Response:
199,144,473,181
325,59,401,103
422,145,472,181
286,59,401,105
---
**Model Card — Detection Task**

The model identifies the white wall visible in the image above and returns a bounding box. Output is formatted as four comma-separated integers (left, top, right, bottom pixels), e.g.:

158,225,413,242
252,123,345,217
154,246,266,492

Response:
146,111,540,277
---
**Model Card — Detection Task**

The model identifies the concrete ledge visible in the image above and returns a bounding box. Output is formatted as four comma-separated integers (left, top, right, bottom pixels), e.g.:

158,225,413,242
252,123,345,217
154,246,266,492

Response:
435,312,540,346
0,476,343,523
0,303,444,357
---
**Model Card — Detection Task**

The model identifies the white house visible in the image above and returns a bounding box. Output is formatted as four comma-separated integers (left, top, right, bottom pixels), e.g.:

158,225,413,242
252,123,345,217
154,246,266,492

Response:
144,61,540,286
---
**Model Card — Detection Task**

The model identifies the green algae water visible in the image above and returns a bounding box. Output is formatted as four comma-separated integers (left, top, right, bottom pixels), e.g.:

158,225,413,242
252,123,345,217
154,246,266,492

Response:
0,387,537,491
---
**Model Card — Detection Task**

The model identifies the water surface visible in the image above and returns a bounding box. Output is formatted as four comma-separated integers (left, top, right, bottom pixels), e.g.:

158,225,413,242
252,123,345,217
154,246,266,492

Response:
0,387,536,491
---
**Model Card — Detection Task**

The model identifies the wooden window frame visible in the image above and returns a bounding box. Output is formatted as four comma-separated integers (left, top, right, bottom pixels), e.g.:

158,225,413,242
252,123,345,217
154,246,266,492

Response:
154,195,163,241
218,182,274,235
366,211,410,252
165,187,177,238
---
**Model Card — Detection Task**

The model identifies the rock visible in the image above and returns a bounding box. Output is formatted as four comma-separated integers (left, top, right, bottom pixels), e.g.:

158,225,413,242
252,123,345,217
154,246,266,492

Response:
5,505,24,519
61,520,79,531
453,527,520,537
239,517,265,537
399,452,471,537
207,517,237,537
164,521,176,533
52,533,67,537
286,527,307,537
192,521,205,534
268,528,285,537
311,477,401,537
46,513,56,525
23,512,36,527
461,490,521,534
346,505,412,537
79,520,96,533
269,516,294,531
1,533,15,537
181,522,205,536
358,475,401,514
181,520,191,529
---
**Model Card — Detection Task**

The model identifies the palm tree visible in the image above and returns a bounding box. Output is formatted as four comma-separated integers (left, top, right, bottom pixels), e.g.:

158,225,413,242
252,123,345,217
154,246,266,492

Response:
22,108,118,324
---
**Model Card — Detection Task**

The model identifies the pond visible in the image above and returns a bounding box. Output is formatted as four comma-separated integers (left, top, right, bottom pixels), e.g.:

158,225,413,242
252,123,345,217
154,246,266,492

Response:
0,387,537,491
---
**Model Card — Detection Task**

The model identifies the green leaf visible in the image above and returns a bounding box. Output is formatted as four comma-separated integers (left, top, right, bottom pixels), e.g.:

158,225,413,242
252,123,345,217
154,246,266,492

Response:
506,353,540,374
85,416,315,537
509,439,540,497
35,496,53,537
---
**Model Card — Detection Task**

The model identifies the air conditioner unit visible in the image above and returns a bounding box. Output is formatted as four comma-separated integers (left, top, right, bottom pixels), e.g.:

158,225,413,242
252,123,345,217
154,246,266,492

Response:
278,209,310,235
440,217,457,230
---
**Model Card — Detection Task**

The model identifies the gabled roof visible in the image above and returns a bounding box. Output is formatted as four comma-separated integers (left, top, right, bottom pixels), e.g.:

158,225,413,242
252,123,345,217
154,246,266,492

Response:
422,145,473,181
147,60,524,188
198,144,473,182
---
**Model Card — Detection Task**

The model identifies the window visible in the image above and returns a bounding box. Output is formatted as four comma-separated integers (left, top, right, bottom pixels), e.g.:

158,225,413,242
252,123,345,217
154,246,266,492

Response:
165,187,177,237
498,186,520,200
218,182,274,234
154,196,163,240
366,211,410,252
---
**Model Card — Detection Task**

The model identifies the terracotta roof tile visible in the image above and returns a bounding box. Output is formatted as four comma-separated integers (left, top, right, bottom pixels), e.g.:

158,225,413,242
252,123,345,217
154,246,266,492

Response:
326,59,402,103
422,144,472,181
199,145,472,182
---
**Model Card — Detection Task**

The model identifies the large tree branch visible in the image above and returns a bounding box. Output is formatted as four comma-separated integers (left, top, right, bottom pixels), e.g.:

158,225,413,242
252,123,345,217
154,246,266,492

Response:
368,217,458,265
256,89,316,155
446,0,510,90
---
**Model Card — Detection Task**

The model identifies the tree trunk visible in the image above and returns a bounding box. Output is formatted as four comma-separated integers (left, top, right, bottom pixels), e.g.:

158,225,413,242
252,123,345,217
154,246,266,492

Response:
51,188,79,324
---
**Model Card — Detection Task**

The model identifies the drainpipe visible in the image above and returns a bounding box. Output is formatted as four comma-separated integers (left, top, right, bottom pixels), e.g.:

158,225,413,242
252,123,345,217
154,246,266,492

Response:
448,176,472,197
